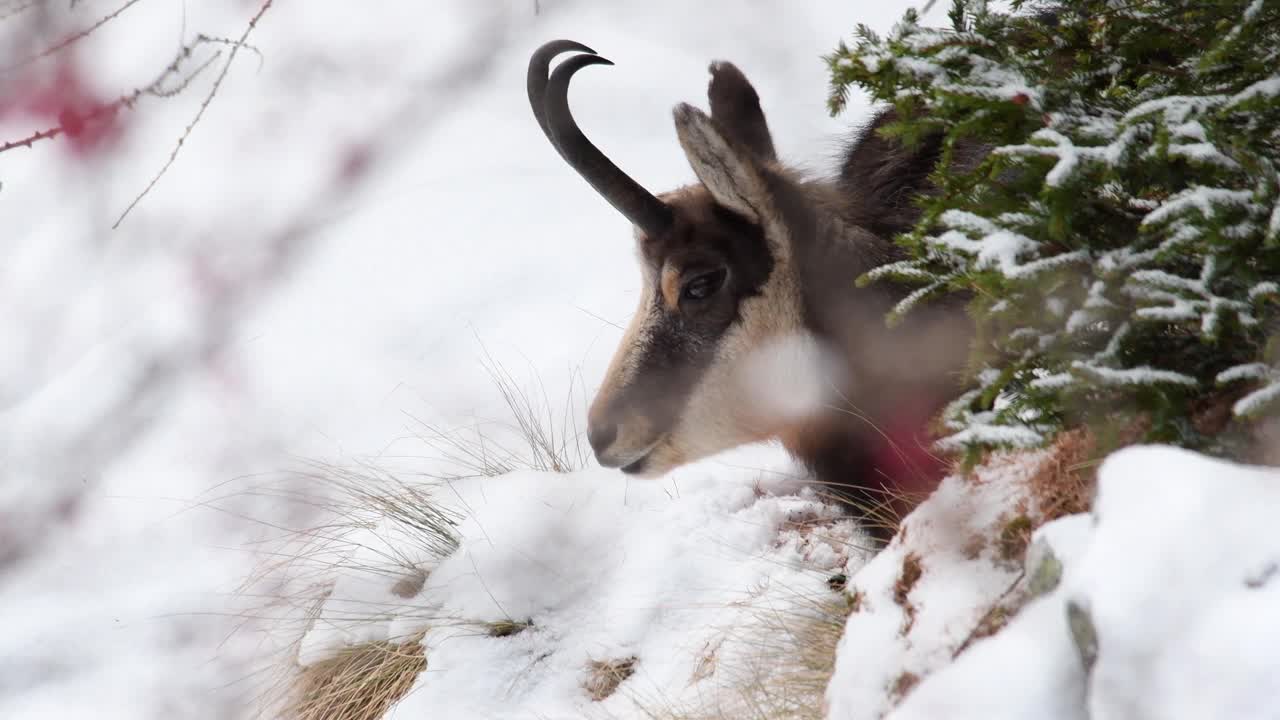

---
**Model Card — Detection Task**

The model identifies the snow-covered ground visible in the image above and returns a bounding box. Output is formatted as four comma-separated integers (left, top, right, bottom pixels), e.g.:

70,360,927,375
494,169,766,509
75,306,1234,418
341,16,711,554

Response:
281,439,1280,720
289,448,868,719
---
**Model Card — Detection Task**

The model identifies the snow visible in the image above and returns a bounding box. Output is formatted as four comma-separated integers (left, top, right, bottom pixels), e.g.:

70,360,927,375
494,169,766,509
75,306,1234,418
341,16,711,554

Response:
1229,74,1280,106
890,281,945,320
865,259,934,284
1124,95,1224,126
1141,186,1254,227
1028,372,1074,390
844,446,1280,720
293,450,871,719
996,127,1113,187
934,422,1044,451
882,514,1093,720
1217,363,1273,383
1168,141,1241,168
825,452,1046,719
1128,260,1259,338
280,442,1280,720
936,55,1042,109
1249,281,1278,301
1232,379,1280,418
869,13,1042,109
1027,129,1079,187
1071,362,1199,388
935,368,1051,450
1065,280,1117,333
927,210,1091,281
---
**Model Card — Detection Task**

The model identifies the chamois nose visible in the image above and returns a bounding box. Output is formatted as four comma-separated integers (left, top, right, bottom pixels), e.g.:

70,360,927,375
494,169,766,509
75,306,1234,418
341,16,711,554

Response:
587,419,618,459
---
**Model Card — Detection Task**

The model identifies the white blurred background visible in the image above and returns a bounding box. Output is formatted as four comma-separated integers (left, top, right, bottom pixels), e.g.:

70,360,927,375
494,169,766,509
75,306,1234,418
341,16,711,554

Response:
0,1,940,716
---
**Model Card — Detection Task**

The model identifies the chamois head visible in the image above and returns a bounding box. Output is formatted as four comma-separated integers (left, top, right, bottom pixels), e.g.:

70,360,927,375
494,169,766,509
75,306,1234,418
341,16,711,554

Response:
529,40,837,476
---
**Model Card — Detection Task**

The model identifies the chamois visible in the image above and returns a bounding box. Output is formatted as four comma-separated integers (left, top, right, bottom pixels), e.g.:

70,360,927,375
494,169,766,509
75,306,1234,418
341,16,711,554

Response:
528,40,976,537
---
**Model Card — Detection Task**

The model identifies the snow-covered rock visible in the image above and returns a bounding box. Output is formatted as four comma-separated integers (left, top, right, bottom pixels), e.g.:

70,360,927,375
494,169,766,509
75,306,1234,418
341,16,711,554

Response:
878,445,1280,720
825,450,1050,719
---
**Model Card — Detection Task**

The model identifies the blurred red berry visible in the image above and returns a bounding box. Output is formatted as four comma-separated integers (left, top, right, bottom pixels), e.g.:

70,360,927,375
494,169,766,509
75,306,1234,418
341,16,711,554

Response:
8,56,123,156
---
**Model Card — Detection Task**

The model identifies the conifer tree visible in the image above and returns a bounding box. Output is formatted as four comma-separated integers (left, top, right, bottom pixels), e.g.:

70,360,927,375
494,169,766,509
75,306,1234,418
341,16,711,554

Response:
827,0,1280,459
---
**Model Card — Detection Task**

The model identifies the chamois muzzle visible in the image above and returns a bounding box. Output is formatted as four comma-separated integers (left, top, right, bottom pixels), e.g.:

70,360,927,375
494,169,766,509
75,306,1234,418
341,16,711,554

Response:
587,398,662,474
527,40,673,238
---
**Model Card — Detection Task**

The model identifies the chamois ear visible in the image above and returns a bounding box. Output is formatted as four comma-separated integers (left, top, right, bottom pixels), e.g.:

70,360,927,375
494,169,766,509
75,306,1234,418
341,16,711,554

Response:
706,61,777,163
673,103,773,225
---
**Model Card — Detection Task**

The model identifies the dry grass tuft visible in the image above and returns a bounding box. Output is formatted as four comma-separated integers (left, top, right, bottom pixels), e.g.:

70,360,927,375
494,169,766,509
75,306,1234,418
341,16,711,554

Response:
486,618,533,638
893,552,923,635
585,656,638,702
409,345,591,478
893,552,922,607
951,603,1013,659
286,633,426,720
811,481,927,547
889,671,920,702
948,432,1106,663
997,514,1034,565
1025,428,1098,525
638,589,855,720
232,467,459,719
752,595,855,718
237,463,463,606
962,533,987,560
233,354,595,718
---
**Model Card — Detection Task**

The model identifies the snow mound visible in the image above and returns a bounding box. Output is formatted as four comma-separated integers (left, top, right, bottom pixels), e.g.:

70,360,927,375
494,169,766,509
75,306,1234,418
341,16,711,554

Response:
826,450,1049,719
284,442,1279,720
880,445,1280,720
291,447,872,719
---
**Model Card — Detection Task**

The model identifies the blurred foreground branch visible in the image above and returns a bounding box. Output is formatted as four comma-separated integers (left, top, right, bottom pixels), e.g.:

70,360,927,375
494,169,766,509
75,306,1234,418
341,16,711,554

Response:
112,0,274,228
1,5,516,572
0,33,224,155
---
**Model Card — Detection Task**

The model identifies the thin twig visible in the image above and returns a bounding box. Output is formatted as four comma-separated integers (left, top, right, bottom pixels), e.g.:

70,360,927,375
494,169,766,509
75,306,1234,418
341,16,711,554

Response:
573,303,624,330
0,0,145,73
0,37,222,156
950,569,1026,659
0,0,43,23
112,0,274,229
0,125,63,153
195,33,265,70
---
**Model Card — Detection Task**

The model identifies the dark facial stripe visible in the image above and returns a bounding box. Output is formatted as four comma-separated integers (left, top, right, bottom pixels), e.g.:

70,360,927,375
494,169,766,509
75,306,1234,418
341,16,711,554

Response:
602,189,774,438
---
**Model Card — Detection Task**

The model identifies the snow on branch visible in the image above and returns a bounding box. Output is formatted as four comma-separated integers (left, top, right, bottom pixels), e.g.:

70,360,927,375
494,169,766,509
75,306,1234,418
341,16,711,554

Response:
1218,363,1280,418
925,210,1090,280
1129,256,1259,340
1142,186,1255,228
1071,362,1199,389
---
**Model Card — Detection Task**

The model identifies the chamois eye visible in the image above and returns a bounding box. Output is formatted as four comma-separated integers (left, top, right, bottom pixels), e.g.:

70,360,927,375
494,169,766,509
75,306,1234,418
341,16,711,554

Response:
682,268,727,302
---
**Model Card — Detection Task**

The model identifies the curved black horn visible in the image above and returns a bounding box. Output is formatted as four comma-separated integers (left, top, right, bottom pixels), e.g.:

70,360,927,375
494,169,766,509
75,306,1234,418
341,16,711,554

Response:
527,39,595,142
535,48,674,237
